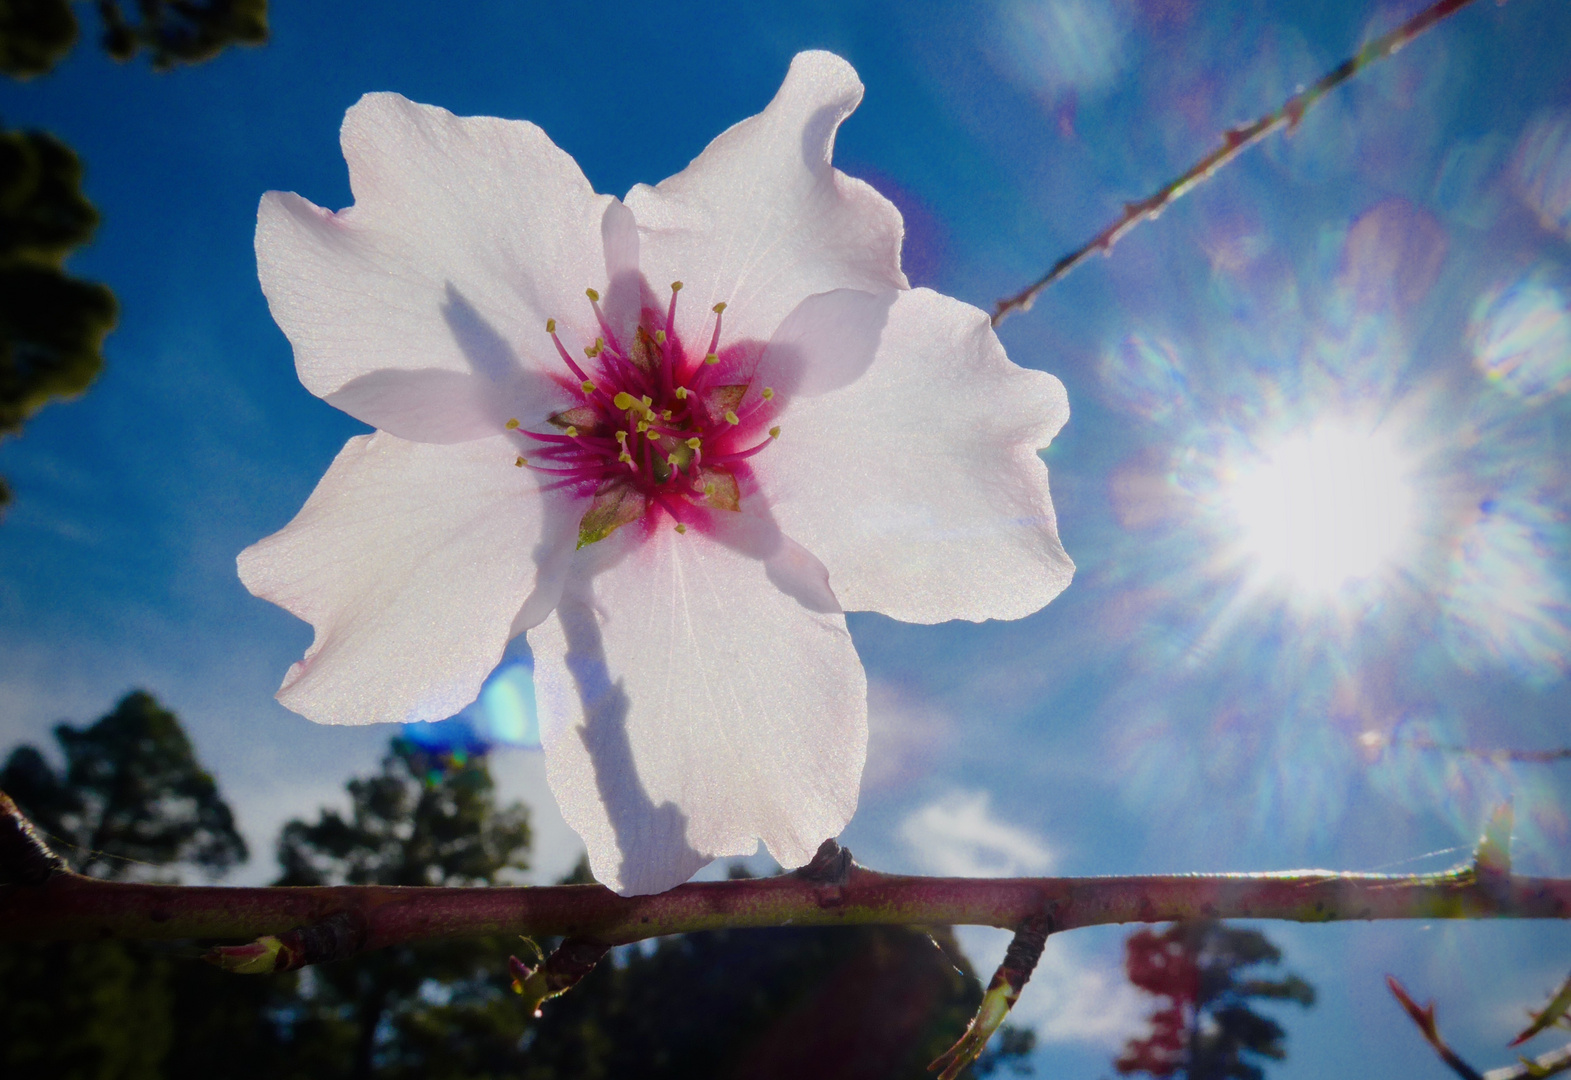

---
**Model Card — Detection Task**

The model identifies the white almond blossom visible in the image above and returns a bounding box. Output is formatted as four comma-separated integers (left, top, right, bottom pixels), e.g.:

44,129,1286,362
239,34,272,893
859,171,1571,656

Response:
241,51,1073,895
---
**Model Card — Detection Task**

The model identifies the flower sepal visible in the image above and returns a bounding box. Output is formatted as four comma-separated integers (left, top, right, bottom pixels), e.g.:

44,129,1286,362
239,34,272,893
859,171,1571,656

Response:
548,405,603,435
576,482,647,549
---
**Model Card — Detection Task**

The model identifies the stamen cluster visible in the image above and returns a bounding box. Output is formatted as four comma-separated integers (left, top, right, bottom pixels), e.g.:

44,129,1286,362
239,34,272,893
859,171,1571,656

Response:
510,282,781,543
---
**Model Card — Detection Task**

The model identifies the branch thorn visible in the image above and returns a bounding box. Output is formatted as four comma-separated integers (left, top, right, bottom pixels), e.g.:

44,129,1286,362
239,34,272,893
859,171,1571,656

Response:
0,788,67,886
1475,803,1514,888
794,837,854,887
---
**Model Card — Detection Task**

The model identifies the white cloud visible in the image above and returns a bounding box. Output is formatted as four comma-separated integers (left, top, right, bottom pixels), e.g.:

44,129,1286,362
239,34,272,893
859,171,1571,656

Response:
900,795,1146,1049
957,925,1148,1049
1024,938,1150,1047
900,789,1055,878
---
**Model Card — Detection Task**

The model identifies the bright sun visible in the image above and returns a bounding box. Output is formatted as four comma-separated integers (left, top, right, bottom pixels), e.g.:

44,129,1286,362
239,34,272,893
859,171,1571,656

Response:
1225,421,1418,596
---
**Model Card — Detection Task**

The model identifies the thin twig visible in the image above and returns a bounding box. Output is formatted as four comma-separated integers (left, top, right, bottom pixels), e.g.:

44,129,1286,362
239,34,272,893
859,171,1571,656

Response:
1483,1045,1571,1080
1408,734,1571,765
930,910,1052,1080
1388,975,1571,1080
992,0,1495,326
1511,971,1571,1046
1388,975,1490,1080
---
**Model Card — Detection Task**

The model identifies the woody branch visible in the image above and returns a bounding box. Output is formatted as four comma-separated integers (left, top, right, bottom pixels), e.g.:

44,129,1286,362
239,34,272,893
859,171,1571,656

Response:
2,794,1564,960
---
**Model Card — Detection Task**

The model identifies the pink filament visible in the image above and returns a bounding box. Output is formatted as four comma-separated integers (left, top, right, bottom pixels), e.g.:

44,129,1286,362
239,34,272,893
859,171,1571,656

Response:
518,288,779,518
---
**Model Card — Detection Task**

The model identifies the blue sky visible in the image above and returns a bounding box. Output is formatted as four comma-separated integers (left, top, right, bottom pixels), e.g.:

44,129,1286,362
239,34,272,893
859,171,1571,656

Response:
3,0,1570,1074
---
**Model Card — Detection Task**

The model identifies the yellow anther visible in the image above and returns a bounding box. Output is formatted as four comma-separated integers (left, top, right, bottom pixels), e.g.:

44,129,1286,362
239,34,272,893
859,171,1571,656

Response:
704,353,719,365
613,391,635,411
712,301,727,314
685,437,701,449
661,410,672,421
514,456,526,467
616,429,628,443
619,451,633,464
675,523,688,534
675,386,688,399
505,418,520,429
564,425,579,437
724,410,739,425
581,380,596,394
769,426,781,439
666,454,679,467
761,387,774,400
655,330,666,344
671,281,683,292
637,420,650,433
585,288,600,302
546,318,556,333
641,395,653,408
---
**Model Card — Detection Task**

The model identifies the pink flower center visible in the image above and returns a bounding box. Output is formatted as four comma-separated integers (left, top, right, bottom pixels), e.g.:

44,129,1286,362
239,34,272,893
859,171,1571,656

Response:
510,282,781,545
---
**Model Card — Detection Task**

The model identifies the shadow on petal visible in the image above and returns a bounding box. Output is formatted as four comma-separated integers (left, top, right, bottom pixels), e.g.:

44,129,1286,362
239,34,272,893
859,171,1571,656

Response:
326,283,564,441
442,281,567,425
509,490,582,638
600,200,652,343
442,280,528,383
326,367,496,443
754,288,894,400
555,590,706,894
709,511,842,615
802,97,850,171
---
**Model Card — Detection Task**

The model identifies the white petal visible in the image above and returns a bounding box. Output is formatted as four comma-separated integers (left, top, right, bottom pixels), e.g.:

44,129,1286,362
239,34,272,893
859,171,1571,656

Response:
625,51,907,349
256,93,611,436
238,432,578,725
529,519,867,895
757,287,1074,624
